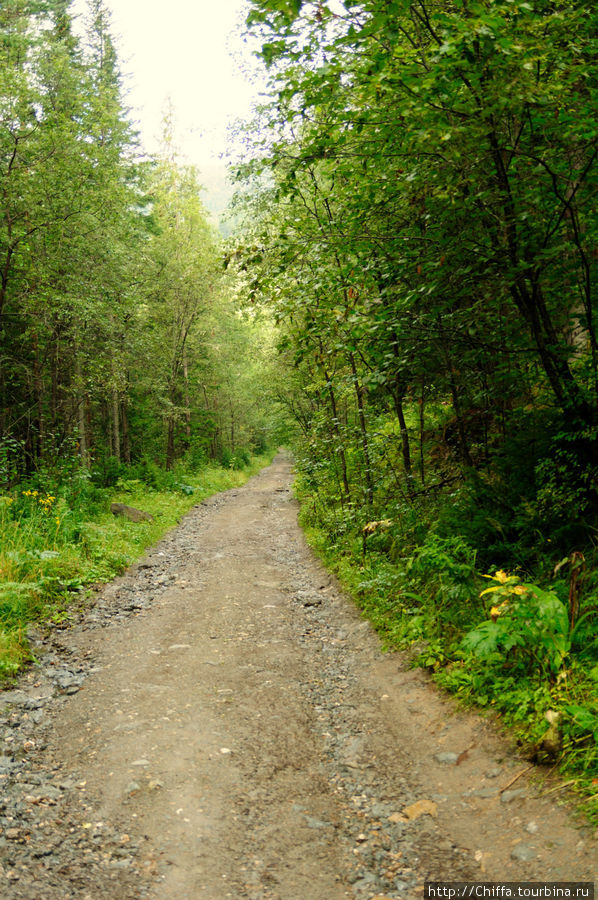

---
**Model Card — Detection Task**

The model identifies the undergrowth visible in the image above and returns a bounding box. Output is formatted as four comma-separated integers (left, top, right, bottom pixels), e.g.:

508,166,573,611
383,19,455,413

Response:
296,475,598,826
0,449,276,679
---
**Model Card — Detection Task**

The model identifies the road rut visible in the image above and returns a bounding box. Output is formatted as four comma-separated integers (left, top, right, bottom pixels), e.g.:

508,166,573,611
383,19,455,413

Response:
1,454,596,898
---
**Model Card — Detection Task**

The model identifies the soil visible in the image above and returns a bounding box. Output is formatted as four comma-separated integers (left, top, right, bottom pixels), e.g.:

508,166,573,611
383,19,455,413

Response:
0,453,596,899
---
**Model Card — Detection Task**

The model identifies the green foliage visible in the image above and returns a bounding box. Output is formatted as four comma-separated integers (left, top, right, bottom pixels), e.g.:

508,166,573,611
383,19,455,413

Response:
174,482,194,496
235,0,598,818
0,2,281,492
297,474,598,815
565,705,598,744
91,456,124,489
0,451,275,680
129,459,177,492
463,574,571,677
406,534,479,625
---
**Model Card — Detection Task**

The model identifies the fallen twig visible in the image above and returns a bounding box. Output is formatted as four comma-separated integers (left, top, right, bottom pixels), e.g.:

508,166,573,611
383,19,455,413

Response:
538,779,577,799
535,761,560,789
500,764,534,793
456,743,477,765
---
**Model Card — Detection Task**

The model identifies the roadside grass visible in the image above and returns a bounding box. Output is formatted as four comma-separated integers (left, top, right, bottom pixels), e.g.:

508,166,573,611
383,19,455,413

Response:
0,450,276,680
297,493,598,827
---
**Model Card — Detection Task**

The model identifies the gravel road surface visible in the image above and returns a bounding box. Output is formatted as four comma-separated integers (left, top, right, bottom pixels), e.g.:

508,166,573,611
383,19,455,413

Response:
0,453,595,898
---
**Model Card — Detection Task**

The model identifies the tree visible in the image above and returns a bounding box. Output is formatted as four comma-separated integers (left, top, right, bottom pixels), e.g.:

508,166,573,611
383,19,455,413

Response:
236,0,598,555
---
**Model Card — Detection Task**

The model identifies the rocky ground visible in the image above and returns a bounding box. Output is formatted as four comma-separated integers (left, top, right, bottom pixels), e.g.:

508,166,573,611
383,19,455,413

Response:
0,453,595,898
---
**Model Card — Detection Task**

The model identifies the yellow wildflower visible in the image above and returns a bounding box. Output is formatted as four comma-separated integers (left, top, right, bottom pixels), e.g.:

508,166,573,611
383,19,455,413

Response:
490,599,509,621
362,519,393,534
494,569,509,584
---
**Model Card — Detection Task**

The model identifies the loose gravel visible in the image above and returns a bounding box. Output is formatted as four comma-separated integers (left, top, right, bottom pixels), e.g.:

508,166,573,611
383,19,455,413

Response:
0,455,595,898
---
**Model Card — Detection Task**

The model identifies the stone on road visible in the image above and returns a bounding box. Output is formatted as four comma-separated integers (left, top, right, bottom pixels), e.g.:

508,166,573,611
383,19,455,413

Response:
1,454,596,898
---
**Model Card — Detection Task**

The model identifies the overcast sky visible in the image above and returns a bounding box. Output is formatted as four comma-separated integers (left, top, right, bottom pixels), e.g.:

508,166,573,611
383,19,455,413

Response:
70,0,266,168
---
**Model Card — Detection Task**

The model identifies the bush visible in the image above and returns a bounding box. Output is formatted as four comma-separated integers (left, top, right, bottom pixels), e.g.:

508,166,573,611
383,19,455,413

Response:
181,447,208,471
219,449,232,469
231,449,251,470
130,459,177,491
404,533,480,637
462,571,571,677
90,455,123,488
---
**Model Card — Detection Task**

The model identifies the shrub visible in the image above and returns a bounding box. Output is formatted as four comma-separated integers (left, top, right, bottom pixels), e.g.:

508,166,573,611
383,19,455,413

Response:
90,455,123,488
462,571,572,677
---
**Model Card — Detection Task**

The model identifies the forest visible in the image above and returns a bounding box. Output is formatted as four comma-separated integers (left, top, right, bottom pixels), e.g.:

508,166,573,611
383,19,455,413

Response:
0,2,279,673
233,0,598,814
1,0,597,817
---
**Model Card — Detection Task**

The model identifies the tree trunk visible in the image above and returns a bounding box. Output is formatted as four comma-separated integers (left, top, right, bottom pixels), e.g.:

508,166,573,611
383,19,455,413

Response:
487,125,594,427
51,331,59,436
112,389,120,462
85,395,93,460
0,364,5,442
419,375,426,485
349,352,374,505
392,379,413,495
438,318,473,468
230,400,236,453
321,358,351,503
121,401,131,464
166,416,175,470
448,368,473,469
32,331,45,464
183,351,192,449
73,347,89,468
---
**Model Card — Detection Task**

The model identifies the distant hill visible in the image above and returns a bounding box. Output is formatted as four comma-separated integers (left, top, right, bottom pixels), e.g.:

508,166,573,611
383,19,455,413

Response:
198,163,237,235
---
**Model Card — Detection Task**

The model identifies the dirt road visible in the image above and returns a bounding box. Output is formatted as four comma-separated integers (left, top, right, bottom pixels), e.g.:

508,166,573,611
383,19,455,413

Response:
0,454,596,898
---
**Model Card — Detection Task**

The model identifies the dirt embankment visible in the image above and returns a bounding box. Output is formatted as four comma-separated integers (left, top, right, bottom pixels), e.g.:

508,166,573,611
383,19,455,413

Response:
0,454,595,899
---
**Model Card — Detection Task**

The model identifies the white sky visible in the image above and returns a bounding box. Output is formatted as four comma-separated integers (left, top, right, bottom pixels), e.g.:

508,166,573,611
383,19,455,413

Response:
70,0,266,168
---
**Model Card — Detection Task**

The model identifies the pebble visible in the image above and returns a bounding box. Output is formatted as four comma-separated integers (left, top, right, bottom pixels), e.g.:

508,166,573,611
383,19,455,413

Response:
511,842,537,862
0,502,235,897
471,787,498,798
370,802,391,818
501,788,526,803
22,697,48,710
434,752,459,765
0,474,592,899
352,873,378,890
294,589,324,607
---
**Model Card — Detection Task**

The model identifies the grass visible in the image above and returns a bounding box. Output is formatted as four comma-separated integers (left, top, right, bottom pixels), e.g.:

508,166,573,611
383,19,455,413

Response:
295,486,598,828
0,450,277,679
